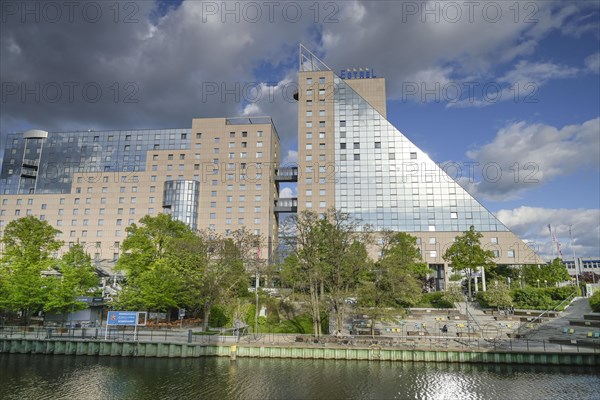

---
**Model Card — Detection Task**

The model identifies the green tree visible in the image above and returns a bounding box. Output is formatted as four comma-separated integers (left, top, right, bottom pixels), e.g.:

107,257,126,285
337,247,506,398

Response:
318,211,370,335
196,229,252,331
443,226,495,300
521,259,571,287
477,280,512,310
115,214,193,315
357,232,426,335
543,258,571,286
44,244,99,317
116,214,193,280
0,216,63,323
280,211,327,336
589,291,600,313
281,209,371,336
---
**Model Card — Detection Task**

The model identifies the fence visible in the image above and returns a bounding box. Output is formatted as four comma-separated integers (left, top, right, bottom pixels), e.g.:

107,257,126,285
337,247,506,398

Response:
1,325,598,354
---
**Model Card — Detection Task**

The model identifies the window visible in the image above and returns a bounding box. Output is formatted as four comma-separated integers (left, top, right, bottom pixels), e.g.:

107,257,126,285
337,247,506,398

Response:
507,250,515,258
353,142,360,149
410,152,417,159
429,238,436,245
340,143,346,149
491,237,498,244
354,154,360,161
375,142,381,149
429,250,437,258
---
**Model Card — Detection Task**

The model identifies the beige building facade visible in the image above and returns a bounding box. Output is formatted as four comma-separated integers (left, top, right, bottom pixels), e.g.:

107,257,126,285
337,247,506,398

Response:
0,117,280,263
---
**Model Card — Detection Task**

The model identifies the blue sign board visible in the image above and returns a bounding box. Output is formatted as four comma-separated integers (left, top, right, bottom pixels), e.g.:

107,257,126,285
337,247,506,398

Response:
107,311,139,326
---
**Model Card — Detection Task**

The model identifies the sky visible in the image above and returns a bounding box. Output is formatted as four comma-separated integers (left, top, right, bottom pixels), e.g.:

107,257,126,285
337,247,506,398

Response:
1,0,599,260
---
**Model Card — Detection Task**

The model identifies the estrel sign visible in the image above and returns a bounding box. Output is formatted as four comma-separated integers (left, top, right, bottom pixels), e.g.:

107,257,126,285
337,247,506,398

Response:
340,68,377,79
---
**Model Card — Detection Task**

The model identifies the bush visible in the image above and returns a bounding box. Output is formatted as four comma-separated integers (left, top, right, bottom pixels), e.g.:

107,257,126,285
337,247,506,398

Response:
476,291,491,308
543,286,580,301
209,305,229,327
416,292,455,308
512,288,553,309
590,291,600,313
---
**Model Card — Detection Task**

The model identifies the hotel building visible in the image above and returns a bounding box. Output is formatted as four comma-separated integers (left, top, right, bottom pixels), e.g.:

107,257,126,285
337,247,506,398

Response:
0,46,544,288
0,118,280,262
295,46,543,289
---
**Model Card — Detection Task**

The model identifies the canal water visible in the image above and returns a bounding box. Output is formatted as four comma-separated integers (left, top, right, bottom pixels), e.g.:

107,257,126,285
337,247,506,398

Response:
1,354,599,399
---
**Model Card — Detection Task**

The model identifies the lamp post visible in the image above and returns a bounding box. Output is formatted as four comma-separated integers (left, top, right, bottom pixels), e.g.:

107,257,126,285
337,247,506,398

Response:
537,279,540,288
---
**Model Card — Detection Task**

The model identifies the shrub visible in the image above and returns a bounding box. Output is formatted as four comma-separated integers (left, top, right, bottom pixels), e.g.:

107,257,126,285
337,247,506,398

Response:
417,292,455,308
512,288,553,309
209,305,229,327
590,291,600,313
476,291,491,308
543,286,580,301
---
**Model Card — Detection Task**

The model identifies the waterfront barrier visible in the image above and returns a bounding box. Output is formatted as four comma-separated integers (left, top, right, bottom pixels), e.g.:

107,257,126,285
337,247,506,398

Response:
1,337,599,366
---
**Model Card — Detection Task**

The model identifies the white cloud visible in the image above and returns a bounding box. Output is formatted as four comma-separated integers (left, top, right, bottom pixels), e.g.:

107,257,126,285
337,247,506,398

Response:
279,187,296,198
497,207,600,259
319,1,593,100
501,60,579,84
448,60,580,108
585,52,600,73
282,150,298,165
240,76,298,151
458,117,600,200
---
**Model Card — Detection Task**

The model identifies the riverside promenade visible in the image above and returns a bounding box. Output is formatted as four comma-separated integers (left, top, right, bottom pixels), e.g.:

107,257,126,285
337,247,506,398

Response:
2,298,598,365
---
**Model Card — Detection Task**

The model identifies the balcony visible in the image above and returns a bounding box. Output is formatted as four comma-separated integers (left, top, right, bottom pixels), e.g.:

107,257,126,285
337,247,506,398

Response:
275,167,298,182
274,197,298,213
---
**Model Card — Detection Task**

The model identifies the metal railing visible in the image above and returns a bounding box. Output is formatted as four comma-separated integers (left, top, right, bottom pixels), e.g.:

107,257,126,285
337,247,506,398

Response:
1,325,598,354
515,292,578,337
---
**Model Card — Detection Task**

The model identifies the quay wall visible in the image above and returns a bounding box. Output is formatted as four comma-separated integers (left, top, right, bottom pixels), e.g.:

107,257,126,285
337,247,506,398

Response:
1,338,598,366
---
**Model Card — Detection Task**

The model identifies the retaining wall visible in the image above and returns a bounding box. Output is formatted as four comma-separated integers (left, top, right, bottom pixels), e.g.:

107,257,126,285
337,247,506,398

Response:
1,338,598,365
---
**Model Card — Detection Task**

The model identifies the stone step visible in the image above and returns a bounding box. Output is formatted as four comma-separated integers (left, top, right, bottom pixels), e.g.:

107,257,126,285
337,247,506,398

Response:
583,313,600,321
569,319,600,327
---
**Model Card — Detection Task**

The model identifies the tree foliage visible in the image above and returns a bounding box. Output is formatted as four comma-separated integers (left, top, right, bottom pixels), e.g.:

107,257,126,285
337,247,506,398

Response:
44,244,99,314
281,209,370,336
443,226,495,299
520,258,571,287
476,280,512,309
589,291,600,313
0,216,63,322
114,215,253,329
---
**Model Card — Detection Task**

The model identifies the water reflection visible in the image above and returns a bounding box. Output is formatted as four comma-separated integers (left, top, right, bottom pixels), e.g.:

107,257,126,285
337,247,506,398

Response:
1,354,598,400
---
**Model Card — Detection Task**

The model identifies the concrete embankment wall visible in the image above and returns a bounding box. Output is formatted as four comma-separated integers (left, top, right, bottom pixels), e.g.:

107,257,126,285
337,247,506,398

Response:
1,338,598,366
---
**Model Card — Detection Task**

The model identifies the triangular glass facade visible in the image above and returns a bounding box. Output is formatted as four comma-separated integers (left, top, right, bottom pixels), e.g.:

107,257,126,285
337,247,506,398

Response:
332,76,509,233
